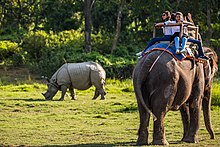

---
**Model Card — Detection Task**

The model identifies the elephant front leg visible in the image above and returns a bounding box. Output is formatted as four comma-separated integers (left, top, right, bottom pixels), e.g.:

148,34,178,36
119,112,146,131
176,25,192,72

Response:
136,101,150,145
182,77,203,143
69,87,76,100
152,111,169,145
59,85,68,101
180,103,190,140
182,101,200,143
182,100,201,143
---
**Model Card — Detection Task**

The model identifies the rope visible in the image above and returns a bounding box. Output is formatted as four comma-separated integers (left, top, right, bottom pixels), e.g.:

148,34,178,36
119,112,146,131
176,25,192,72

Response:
149,41,173,72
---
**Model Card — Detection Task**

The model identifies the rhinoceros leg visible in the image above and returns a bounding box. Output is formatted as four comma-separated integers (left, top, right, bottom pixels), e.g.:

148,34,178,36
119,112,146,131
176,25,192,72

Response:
59,85,68,101
69,87,76,100
92,89,100,100
100,90,106,100
100,87,106,100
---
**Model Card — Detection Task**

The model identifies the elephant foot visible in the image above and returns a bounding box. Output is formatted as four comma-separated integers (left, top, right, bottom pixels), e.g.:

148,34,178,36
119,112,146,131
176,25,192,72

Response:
71,97,77,100
136,131,148,146
136,136,148,146
153,139,169,145
182,136,198,143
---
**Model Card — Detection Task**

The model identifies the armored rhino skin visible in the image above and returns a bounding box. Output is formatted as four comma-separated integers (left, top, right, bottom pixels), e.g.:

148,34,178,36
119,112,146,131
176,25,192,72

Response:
42,61,106,101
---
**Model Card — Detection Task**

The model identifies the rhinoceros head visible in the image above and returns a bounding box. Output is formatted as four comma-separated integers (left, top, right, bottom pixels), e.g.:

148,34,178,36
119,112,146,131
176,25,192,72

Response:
42,82,59,100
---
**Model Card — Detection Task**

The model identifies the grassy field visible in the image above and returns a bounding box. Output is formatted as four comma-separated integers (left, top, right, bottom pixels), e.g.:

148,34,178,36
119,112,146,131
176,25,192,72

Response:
0,78,220,146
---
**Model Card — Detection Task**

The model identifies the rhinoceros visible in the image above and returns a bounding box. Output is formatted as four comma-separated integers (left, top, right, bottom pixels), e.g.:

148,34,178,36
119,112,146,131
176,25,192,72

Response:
42,61,106,101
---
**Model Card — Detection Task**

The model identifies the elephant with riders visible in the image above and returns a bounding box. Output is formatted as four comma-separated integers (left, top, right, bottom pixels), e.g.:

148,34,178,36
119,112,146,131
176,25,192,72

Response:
132,11,218,145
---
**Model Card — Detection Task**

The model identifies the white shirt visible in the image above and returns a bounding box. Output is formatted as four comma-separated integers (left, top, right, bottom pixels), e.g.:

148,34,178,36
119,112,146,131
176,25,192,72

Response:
171,21,180,34
163,20,173,35
171,21,188,35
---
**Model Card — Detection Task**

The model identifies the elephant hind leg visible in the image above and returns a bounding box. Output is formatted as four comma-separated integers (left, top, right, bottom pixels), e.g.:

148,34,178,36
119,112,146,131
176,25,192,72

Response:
137,102,150,145
152,111,169,145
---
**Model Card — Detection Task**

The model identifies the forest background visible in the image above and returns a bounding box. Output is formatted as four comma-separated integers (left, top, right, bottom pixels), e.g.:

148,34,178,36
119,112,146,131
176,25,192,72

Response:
0,0,220,79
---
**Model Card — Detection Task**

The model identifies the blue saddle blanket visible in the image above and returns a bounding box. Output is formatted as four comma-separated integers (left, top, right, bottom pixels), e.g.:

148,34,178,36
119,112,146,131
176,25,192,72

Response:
144,43,186,61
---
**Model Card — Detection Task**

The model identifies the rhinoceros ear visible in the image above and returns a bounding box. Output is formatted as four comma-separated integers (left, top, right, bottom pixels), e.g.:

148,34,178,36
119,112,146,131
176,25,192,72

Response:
46,77,50,83
41,76,50,83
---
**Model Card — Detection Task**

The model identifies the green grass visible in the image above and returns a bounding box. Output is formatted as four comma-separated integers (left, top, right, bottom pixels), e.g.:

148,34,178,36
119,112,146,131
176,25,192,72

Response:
212,79,220,106
0,79,220,146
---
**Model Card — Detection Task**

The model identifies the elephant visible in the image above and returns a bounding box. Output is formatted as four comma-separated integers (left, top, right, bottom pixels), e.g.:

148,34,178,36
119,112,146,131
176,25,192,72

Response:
132,46,218,145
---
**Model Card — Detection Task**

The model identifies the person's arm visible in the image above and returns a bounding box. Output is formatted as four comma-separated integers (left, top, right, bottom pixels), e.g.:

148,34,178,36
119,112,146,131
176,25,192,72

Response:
164,22,182,26
154,22,165,27
182,20,194,26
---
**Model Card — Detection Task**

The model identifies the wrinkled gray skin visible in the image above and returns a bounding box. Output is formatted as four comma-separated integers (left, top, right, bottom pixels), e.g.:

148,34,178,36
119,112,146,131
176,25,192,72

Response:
42,61,106,101
133,47,218,145
181,47,218,141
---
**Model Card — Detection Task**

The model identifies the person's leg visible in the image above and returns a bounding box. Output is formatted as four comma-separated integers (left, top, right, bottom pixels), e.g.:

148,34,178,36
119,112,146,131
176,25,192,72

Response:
180,37,188,53
142,36,170,55
174,36,180,54
141,38,157,55
187,38,209,60
181,37,188,50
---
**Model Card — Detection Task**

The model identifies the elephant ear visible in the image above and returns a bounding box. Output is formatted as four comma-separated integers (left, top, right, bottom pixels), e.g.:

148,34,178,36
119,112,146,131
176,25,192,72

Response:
203,47,218,88
203,47,218,75
204,60,211,87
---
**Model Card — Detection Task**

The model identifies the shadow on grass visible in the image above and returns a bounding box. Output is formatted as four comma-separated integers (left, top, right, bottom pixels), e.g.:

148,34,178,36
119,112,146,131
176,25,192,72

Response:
42,141,136,147
40,140,186,147
10,98,47,102
168,140,183,144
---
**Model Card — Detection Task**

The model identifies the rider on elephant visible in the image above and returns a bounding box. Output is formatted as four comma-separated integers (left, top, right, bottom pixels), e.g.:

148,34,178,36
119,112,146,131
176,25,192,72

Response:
137,10,173,57
170,12,209,60
138,11,209,61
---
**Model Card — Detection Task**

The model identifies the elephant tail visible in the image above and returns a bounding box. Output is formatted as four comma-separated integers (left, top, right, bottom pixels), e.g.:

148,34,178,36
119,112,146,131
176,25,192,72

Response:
133,62,157,121
202,86,215,139
138,87,157,121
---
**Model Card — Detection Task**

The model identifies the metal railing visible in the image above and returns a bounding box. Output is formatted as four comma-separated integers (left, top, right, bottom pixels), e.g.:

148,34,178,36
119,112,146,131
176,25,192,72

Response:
153,23,199,40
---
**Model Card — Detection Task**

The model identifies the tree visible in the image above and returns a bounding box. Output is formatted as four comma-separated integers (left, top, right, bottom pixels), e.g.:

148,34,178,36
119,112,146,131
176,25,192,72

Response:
40,0,80,32
84,0,95,53
111,1,123,53
0,0,40,35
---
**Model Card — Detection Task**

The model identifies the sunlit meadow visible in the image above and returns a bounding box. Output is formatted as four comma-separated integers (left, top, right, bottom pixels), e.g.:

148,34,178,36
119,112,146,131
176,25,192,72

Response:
0,78,220,146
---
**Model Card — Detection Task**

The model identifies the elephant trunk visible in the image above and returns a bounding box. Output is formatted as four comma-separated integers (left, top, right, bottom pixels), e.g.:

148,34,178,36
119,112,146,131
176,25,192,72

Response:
202,86,214,139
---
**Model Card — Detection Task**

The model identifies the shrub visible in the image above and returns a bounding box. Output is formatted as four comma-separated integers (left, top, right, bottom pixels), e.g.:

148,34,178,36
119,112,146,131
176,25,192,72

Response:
19,29,138,78
22,30,84,76
212,79,220,106
0,40,24,66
